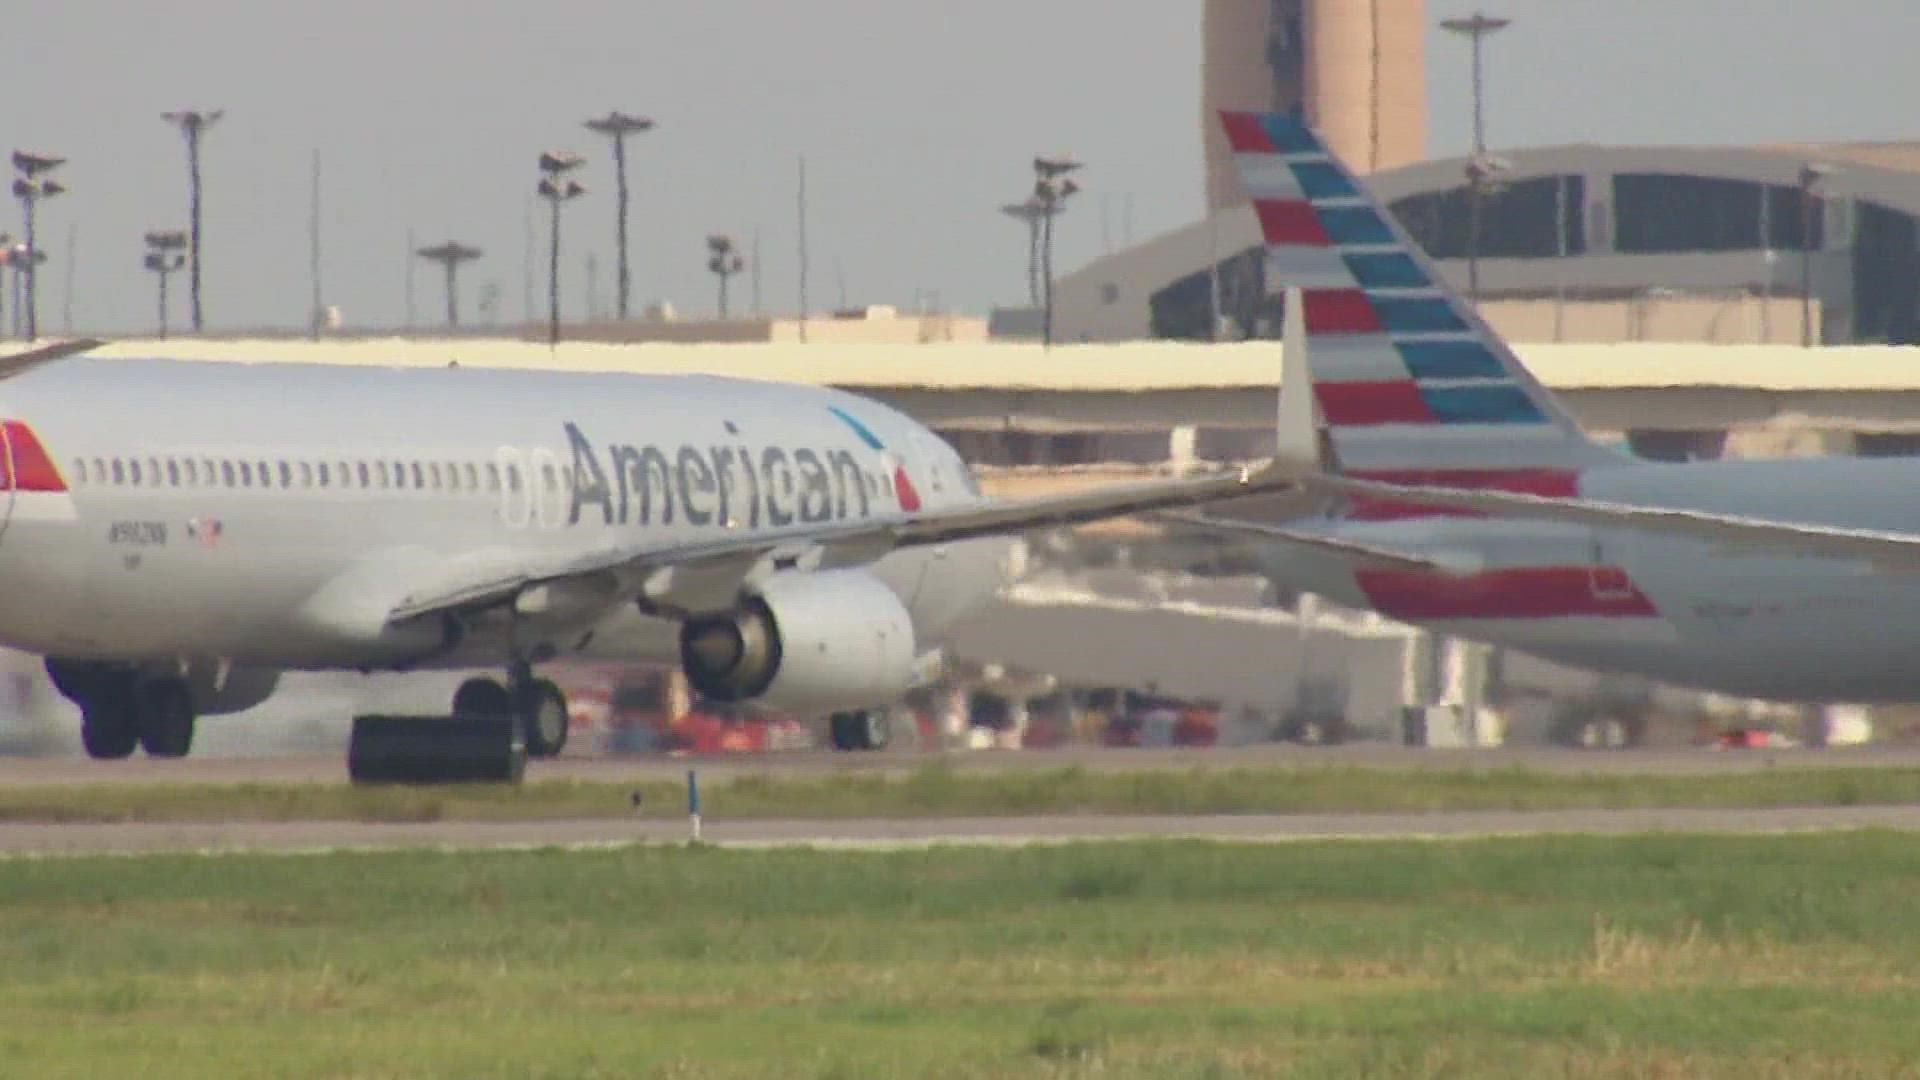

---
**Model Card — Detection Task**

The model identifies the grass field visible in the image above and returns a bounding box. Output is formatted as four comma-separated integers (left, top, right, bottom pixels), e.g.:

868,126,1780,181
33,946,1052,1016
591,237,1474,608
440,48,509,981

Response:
3,834,1920,1077
5,762,1920,824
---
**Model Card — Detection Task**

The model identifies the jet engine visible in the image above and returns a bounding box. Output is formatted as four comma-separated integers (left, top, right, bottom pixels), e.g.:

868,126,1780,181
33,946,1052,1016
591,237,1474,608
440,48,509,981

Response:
678,570,917,714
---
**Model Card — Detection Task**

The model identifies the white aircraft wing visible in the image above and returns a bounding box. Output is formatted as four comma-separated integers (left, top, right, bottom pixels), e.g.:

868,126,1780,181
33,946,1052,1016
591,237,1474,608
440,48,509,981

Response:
386,463,1301,623
1311,473,1920,572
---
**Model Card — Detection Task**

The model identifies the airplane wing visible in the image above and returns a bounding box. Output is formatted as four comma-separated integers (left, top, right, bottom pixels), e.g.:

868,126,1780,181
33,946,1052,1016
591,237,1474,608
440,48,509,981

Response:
1310,473,1920,573
386,463,1302,624
0,339,105,381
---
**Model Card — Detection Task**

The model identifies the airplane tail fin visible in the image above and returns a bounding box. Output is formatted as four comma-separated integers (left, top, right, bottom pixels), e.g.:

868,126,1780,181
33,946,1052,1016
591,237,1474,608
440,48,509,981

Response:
1221,111,1621,517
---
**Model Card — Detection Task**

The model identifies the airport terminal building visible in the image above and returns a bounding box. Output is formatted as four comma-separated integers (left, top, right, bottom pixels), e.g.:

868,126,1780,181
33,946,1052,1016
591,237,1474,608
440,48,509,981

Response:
1039,0,1920,349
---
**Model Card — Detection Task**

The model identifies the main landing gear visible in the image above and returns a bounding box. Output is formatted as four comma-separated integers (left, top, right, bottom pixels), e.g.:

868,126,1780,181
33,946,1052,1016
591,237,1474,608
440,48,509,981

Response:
346,665,571,784
47,661,197,760
828,710,891,752
449,667,570,759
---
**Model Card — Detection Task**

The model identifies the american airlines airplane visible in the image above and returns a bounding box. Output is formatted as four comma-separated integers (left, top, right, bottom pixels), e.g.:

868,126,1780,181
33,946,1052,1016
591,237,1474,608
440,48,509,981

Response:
1194,109,1920,706
0,345,1289,762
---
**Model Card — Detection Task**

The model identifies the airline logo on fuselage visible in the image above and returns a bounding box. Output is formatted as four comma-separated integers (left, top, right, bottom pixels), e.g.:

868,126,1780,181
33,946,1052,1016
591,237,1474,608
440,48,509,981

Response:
562,421,896,530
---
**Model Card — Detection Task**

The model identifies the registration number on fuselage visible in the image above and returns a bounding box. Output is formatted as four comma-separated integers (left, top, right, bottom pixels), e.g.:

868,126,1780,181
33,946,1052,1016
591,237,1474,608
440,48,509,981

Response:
107,520,168,546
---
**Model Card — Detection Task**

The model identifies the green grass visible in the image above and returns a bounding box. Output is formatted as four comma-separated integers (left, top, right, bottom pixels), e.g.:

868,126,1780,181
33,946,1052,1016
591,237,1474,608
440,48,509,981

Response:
4,834,1920,1077
5,762,1920,824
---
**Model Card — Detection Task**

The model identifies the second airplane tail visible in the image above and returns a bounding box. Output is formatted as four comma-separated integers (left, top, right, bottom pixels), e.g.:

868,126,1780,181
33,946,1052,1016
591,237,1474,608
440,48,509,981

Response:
1221,110,1623,519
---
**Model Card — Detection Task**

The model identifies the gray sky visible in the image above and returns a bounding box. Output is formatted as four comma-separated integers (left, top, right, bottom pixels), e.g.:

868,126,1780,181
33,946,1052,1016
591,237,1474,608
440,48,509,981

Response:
7,0,1919,335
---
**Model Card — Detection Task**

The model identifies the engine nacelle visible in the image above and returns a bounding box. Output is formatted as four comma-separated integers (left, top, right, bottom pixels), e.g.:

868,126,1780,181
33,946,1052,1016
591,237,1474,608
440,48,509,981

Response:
678,570,917,714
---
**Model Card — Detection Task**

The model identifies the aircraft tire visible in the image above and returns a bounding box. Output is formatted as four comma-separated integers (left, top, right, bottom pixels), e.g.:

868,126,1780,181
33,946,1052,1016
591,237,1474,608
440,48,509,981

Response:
134,677,197,758
452,677,512,720
828,711,888,752
518,679,569,759
79,680,139,760
348,715,525,785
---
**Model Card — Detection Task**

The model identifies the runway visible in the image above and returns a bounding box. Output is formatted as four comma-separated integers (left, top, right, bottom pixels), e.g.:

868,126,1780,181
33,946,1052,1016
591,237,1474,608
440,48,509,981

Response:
2,741,1920,787
8,804,1920,857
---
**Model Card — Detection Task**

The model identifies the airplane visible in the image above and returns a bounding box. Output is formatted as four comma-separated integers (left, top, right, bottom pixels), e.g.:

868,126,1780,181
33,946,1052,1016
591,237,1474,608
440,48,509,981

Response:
1177,108,1920,708
0,339,1295,763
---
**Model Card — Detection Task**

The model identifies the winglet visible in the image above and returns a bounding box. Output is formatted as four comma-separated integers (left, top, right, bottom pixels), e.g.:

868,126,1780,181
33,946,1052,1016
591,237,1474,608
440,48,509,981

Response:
1274,287,1324,471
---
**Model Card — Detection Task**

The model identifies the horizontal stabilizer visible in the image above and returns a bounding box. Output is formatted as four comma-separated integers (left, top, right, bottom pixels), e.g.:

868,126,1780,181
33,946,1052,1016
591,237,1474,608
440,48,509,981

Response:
1312,474,1920,573
1156,509,1459,573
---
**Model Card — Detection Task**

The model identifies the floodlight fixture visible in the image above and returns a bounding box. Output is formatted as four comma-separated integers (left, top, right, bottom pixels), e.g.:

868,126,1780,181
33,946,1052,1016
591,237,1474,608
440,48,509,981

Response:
415,240,485,328
163,108,224,331
583,111,656,320
1440,12,1512,155
537,151,588,345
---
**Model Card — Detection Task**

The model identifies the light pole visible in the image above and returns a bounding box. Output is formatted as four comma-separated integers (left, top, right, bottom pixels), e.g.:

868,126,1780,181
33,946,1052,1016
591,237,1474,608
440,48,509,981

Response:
0,232,11,338
1032,156,1082,347
537,151,585,346
11,152,66,342
1798,161,1832,348
415,241,483,328
142,230,188,338
162,109,222,332
999,198,1049,307
583,111,654,321
1463,154,1509,310
1439,13,1511,155
706,235,745,318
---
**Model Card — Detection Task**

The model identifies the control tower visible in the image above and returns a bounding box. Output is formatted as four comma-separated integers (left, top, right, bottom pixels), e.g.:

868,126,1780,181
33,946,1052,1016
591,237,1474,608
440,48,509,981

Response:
1202,0,1428,210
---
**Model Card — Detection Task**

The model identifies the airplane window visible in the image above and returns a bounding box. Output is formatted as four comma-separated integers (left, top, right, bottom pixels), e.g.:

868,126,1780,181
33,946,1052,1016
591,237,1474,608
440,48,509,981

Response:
279,461,293,488
429,463,443,490
183,460,197,485
110,459,124,485
258,461,271,487
376,462,390,489
203,459,216,484
465,463,480,491
239,462,253,488
299,461,312,487
357,462,370,488
166,459,180,486
129,459,143,486
72,459,87,484
316,462,330,488
411,462,424,490
221,461,236,487
507,464,522,492
146,458,160,485
93,457,106,482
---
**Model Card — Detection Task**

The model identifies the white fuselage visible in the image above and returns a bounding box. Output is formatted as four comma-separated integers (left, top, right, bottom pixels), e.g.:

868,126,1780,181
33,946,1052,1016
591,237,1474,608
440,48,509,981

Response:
0,359,1013,673
1266,456,1920,702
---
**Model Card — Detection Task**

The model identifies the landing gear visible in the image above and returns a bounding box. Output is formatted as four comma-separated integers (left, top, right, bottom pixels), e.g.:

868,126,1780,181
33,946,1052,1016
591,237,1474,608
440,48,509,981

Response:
347,669,565,784
516,679,570,759
451,673,568,758
80,679,138,760
134,678,196,758
452,677,512,720
51,661,198,760
828,710,891,752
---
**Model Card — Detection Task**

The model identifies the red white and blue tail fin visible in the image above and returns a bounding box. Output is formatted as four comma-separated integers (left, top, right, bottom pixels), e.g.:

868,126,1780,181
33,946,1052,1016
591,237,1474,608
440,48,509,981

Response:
1221,111,1621,516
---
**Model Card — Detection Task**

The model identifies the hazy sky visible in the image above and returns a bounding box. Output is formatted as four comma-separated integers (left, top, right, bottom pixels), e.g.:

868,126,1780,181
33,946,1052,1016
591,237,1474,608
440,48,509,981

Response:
6,0,1920,334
